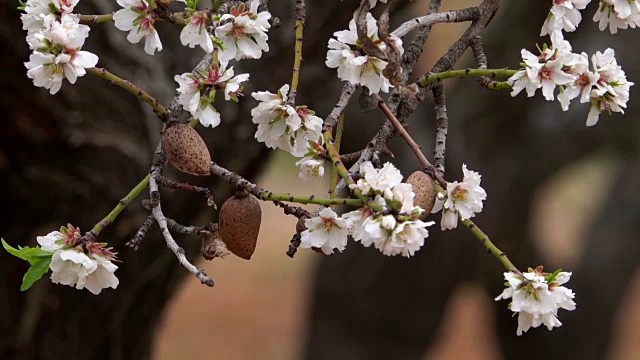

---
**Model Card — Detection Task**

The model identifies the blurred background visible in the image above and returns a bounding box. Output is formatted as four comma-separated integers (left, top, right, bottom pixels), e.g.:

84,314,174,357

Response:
1,0,640,359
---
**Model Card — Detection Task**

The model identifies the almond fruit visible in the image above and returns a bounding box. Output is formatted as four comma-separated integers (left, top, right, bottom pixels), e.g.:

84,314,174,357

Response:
218,192,262,260
406,171,436,216
161,123,211,176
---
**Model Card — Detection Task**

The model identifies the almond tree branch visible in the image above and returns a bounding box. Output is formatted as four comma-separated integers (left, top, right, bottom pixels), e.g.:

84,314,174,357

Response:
373,94,519,274
209,162,365,207
149,175,215,287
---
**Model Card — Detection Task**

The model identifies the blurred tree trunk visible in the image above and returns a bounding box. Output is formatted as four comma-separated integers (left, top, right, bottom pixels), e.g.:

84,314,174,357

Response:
305,2,640,360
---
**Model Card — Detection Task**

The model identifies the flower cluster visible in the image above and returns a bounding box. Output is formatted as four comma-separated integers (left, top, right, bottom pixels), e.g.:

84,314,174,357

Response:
251,84,324,160
300,162,435,257
431,164,486,230
541,0,640,35
325,12,402,95
508,32,633,126
116,0,271,60
21,2,98,95
21,0,78,34
175,62,249,128
37,225,119,295
593,0,640,34
495,267,576,336
114,0,162,55
214,1,272,66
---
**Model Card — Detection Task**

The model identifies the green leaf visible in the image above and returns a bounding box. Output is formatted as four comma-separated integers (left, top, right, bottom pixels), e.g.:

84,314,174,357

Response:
2,238,53,264
20,257,52,291
2,238,21,258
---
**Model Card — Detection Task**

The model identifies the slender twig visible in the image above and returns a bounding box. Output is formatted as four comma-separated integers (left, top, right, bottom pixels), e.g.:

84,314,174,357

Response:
417,68,517,87
149,176,214,287
210,163,364,207
391,7,480,38
323,83,357,133
373,94,444,186
166,218,207,235
273,201,311,219
86,174,151,241
88,67,168,119
460,217,518,273
432,84,448,176
287,0,306,105
127,214,156,250
78,14,114,24
155,174,215,206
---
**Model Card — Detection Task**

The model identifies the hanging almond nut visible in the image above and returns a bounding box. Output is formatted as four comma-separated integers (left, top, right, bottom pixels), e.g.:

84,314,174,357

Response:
218,191,262,260
161,123,211,176
406,171,436,217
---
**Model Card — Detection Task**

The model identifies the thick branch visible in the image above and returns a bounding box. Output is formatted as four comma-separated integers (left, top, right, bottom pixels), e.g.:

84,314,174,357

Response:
391,7,480,38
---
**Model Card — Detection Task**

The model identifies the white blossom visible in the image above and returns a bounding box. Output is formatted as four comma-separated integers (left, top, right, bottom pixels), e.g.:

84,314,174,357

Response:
24,14,98,95
174,63,249,128
495,267,576,336
251,85,324,157
21,0,79,34
540,0,591,36
350,161,403,195
585,48,633,126
251,84,301,150
36,231,65,252
381,219,434,257
325,12,398,95
214,1,271,66
181,11,214,53
114,0,162,55
296,156,325,181
432,164,486,230
593,0,640,34
49,249,119,295
300,207,349,255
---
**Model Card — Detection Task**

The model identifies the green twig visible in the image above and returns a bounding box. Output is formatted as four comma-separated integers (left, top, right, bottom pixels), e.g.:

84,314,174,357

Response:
418,68,517,87
287,0,306,105
88,67,168,119
329,111,345,198
90,175,151,237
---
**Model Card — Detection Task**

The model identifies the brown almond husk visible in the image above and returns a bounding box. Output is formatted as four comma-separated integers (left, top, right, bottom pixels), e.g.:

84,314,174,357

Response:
406,171,436,217
161,123,211,176
218,193,262,260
